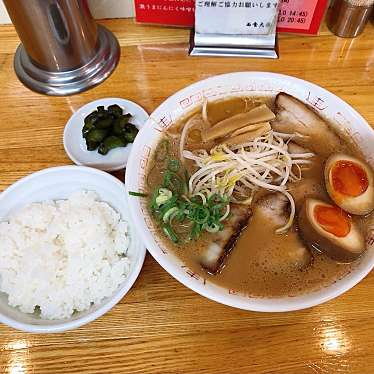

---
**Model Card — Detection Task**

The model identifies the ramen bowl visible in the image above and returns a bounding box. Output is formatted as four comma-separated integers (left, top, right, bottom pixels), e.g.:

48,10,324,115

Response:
126,72,374,312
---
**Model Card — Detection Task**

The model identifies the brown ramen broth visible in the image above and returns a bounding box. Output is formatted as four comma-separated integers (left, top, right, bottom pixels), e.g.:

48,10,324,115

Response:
146,95,372,297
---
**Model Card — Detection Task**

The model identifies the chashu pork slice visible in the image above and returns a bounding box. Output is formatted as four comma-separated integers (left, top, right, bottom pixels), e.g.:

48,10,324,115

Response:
199,204,251,274
272,93,342,156
253,193,312,270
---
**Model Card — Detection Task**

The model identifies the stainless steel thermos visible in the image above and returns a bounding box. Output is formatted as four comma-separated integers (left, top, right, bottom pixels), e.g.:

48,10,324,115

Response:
4,0,120,95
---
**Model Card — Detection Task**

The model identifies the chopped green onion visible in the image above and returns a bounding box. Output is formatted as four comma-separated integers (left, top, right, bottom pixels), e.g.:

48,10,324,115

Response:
167,159,180,173
163,171,185,195
150,187,161,210
163,224,179,243
149,143,230,243
159,198,177,216
204,222,221,233
207,193,228,206
163,207,179,223
190,205,210,224
128,191,148,197
155,188,173,207
190,223,203,240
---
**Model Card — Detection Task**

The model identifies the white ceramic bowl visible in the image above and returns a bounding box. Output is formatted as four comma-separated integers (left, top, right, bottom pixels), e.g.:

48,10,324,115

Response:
126,72,374,312
63,98,149,171
0,166,146,332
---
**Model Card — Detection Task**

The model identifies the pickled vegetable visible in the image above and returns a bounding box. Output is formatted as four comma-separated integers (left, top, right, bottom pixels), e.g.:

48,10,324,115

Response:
123,125,138,143
112,116,130,136
108,104,123,117
82,121,95,137
98,136,125,155
86,128,108,143
86,140,100,151
84,111,98,126
95,118,113,129
82,104,139,155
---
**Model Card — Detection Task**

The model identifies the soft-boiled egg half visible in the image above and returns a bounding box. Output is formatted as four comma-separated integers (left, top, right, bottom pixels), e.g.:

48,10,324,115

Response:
299,198,365,262
324,153,374,216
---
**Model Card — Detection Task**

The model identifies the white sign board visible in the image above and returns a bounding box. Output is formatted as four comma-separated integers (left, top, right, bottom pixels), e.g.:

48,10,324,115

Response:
190,0,280,58
195,0,279,35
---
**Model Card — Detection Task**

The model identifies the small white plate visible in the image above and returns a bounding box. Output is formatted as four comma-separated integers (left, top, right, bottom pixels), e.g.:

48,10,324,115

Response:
63,98,149,171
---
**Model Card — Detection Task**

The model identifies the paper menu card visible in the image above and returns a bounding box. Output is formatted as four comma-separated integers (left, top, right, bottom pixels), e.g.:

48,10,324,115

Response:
195,0,279,35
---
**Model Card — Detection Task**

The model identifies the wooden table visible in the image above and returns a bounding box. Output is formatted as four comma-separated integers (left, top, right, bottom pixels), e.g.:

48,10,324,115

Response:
1,18,374,374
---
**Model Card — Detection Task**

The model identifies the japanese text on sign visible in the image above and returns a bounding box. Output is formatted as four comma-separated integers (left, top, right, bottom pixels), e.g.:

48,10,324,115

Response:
135,0,195,26
277,0,328,34
196,0,279,35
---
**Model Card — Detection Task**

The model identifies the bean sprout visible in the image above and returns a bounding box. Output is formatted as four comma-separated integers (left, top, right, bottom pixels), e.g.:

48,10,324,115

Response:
183,130,314,233
180,116,198,162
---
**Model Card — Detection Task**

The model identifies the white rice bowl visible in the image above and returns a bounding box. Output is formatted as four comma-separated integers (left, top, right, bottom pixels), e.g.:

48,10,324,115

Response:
0,191,130,320
0,166,145,333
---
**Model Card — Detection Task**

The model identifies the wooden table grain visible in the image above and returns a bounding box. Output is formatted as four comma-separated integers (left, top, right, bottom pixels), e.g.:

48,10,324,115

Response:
0,18,374,374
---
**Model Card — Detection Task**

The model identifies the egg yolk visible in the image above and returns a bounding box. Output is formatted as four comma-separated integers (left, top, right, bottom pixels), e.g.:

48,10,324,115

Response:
331,160,369,197
314,204,351,238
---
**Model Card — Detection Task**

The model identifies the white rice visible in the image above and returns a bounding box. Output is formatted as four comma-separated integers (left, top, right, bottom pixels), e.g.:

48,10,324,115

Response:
0,190,131,320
